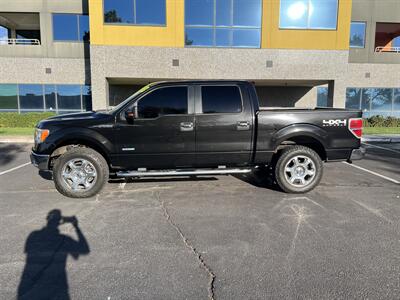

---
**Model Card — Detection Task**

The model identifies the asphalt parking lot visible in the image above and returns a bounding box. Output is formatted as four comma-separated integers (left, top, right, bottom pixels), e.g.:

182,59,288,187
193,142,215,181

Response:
0,142,399,299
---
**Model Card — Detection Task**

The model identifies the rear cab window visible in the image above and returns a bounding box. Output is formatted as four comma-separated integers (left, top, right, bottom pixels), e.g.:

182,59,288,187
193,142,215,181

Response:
201,86,242,114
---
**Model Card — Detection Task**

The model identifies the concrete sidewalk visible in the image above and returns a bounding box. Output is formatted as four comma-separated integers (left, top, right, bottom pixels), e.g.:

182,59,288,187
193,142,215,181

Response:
0,136,33,144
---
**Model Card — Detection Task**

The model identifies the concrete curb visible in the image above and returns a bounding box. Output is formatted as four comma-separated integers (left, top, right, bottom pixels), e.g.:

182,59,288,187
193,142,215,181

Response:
362,135,400,143
0,137,33,144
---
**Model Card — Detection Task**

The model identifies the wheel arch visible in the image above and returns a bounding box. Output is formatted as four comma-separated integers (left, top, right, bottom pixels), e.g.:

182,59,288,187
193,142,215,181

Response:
273,124,328,161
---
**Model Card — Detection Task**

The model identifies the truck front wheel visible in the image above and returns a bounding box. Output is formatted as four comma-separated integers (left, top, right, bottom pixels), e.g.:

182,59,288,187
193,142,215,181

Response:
274,146,323,193
53,147,109,198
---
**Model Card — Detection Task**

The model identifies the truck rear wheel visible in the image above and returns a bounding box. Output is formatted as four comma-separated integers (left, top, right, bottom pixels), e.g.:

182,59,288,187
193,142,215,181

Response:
53,147,109,198
274,145,323,193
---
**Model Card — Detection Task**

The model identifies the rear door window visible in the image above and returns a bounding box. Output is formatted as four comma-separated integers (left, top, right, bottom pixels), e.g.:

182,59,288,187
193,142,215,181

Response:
201,86,242,114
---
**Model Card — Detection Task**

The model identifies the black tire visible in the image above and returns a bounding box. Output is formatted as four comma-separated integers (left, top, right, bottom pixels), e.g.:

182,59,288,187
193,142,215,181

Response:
53,147,109,198
274,145,323,193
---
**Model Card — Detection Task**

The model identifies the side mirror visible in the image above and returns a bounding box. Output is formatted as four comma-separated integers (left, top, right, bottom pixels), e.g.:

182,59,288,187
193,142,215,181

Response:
124,107,137,123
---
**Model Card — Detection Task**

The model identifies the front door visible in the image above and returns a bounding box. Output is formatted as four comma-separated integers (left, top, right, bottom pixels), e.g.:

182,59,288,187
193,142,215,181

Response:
114,85,195,170
194,84,254,167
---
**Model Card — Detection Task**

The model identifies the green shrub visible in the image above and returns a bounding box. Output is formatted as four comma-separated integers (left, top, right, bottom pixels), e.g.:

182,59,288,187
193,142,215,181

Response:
0,112,55,128
364,115,400,127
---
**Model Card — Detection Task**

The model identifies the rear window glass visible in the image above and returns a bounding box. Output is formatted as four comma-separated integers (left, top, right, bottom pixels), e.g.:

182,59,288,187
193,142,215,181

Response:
201,86,242,114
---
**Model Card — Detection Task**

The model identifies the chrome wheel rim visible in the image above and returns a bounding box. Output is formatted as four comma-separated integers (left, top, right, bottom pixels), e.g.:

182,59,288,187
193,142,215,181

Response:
62,159,97,191
284,155,316,187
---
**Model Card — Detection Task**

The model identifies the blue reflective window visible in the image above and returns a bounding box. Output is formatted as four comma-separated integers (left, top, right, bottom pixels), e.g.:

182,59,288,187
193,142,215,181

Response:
350,22,366,48
53,14,78,41
104,0,134,23
232,29,261,47
104,0,166,25
57,85,82,111
0,84,18,111
393,36,400,48
345,88,361,109
233,0,262,27
216,0,231,26
185,0,214,26
44,85,57,112
53,14,90,42
19,84,44,111
185,28,213,46
280,0,338,30
394,89,400,111
185,0,262,48
317,87,328,107
0,25,9,42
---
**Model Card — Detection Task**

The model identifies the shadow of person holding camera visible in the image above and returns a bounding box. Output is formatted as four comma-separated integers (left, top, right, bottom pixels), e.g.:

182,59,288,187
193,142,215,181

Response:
17,209,90,300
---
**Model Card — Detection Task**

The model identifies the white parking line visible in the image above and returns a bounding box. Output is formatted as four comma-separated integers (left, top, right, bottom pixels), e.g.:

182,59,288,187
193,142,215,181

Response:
342,162,400,184
0,162,31,176
362,142,400,155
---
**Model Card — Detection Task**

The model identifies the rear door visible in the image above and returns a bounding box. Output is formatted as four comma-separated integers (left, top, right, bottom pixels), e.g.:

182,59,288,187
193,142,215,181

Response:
194,84,254,167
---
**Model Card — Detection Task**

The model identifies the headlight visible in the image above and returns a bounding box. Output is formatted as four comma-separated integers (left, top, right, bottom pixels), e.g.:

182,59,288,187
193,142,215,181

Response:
34,128,50,144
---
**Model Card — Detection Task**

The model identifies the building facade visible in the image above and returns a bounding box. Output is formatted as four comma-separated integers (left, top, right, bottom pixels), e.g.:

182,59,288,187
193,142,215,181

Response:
1,0,399,117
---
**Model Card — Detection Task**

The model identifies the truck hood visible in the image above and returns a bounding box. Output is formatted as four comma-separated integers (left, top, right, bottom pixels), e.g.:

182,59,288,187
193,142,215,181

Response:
37,111,113,129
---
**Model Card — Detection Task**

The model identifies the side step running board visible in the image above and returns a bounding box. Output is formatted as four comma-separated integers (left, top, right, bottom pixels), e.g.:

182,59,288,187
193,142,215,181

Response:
116,168,252,178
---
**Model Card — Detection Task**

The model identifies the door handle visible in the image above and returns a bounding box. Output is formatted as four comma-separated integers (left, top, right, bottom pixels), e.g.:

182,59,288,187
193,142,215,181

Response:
237,121,250,131
180,122,194,132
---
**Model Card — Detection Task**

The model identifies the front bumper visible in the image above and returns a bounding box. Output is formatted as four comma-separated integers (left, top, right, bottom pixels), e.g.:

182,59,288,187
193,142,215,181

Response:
347,147,366,162
30,151,50,170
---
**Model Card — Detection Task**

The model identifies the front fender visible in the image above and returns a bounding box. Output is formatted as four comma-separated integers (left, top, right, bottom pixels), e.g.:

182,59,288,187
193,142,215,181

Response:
36,127,114,155
272,124,328,149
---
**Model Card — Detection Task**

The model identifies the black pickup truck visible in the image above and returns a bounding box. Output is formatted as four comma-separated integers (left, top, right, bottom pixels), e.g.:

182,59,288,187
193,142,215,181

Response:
31,80,364,198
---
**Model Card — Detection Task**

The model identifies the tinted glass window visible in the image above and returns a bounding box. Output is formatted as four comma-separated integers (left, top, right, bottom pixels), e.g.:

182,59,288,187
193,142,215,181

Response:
309,0,338,29
53,14,89,42
361,89,371,111
0,84,18,111
201,86,242,114
0,25,8,40
317,87,328,107
53,14,78,41
138,87,188,118
394,89,400,111
185,28,213,46
369,88,393,111
185,0,261,48
280,0,338,30
345,88,361,109
19,84,44,111
57,85,82,111
280,0,308,29
185,0,214,26
233,0,262,27
44,85,57,112
104,0,166,25
350,22,366,48
104,0,134,23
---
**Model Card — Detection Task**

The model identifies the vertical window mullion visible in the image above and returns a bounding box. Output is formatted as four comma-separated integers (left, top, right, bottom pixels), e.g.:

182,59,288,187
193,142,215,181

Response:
230,0,234,46
359,88,362,110
42,85,45,111
213,0,216,46
133,0,137,24
55,85,59,114
17,84,20,114
76,15,80,41
80,85,84,111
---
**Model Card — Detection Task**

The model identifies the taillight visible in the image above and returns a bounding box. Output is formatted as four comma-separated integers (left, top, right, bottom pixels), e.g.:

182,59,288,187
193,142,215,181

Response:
349,118,363,138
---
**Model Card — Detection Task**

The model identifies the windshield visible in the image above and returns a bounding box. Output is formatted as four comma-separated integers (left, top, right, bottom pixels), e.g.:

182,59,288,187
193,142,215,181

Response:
108,83,152,114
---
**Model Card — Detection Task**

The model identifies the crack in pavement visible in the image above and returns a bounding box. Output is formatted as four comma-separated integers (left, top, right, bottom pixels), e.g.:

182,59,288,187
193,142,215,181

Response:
154,192,216,300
